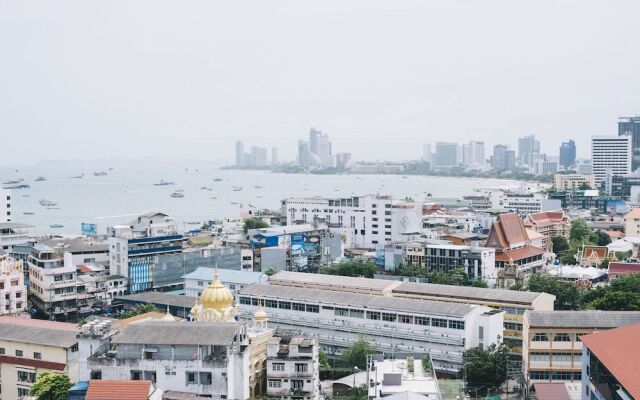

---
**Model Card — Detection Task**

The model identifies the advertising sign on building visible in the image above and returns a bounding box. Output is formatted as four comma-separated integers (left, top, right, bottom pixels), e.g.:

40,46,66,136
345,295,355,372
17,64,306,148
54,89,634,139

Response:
291,233,305,255
81,223,97,236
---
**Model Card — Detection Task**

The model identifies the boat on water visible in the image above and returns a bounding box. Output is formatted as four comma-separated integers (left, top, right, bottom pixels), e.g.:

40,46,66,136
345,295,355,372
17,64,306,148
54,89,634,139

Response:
210,196,217,199
185,221,200,225
21,194,30,197
3,184,30,189
46,207,60,210
39,199,57,207
256,195,263,198
154,180,174,186
49,224,64,228
230,202,239,205
94,171,107,176
200,186,213,190
23,212,35,215
35,176,46,181
2,179,21,185
254,185,264,189
232,186,242,192
70,174,84,179
213,178,223,182
170,191,184,198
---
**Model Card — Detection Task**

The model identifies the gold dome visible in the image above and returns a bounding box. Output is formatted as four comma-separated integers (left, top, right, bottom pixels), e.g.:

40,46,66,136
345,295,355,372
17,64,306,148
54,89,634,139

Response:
189,296,200,319
201,268,234,312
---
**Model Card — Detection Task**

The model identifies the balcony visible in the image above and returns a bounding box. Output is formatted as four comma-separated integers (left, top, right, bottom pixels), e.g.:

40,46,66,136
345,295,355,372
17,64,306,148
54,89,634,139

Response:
49,279,77,288
128,246,182,256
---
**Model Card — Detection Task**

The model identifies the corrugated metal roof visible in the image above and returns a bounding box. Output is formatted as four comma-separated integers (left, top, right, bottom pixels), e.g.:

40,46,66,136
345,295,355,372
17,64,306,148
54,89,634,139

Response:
115,292,196,308
527,311,640,329
270,270,400,291
111,321,241,345
394,281,547,305
0,317,78,348
182,267,267,285
240,284,478,317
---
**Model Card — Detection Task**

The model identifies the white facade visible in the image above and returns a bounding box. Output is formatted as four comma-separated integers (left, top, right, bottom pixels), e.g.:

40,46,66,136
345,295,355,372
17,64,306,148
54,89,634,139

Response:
0,189,10,223
462,141,485,168
266,335,320,400
0,222,34,251
591,135,632,192
281,195,422,249
183,267,267,298
0,252,27,315
239,284,504,374
28,246,79,319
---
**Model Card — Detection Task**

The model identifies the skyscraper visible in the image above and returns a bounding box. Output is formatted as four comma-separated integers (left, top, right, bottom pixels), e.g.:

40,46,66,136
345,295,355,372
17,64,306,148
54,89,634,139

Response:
250,146,268,167
492,144,515,172
462,141,485,167
518,135,540,166
434,142,459,168
559,140,576,168
271,147,279,165
619,116,640,170
592,135,632,193
235,140,245,166
309,128,322,155
298,140,311,167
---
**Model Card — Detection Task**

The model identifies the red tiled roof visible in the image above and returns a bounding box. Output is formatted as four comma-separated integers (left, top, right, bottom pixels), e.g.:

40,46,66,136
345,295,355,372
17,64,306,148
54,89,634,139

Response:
533,383,571,400
86,380,152,400
0,355,66,371
604,230,624,239
495,246,544,262
528,210,567,224
581,246,607,259
77,264,93,273
581,323,640,399
486,213,529,250
608,262,640,275
624,208,640,219
0,316,79,332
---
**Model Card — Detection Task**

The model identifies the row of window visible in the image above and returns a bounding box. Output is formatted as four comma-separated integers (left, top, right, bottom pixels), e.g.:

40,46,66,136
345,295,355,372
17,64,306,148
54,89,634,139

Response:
530,352,578,362
240,297,465,330
532,332,587,342
268,379,310,389
528,371,581,380
0,348,41,359
272,363,309,372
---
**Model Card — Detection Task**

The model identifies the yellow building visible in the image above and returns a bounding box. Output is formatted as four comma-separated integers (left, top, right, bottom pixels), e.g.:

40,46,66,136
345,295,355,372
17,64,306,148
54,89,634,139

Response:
624,208,640,237
0,316,79,399
522,310,640,386
553,174,595,191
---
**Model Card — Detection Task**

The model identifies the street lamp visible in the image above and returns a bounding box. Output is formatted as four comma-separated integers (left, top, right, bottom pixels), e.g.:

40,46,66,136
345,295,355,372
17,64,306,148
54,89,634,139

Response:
353,366,359,391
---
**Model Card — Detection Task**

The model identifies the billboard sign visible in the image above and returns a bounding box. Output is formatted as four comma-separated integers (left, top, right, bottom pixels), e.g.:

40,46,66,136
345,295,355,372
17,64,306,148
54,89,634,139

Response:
291,233,305,255
81,223,97,236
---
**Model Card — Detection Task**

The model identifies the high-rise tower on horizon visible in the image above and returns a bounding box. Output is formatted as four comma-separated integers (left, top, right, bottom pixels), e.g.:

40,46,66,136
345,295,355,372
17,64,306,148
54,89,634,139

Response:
619,116,640,170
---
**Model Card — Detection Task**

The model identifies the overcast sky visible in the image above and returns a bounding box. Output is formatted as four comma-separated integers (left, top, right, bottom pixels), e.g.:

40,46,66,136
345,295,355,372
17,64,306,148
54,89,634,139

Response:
1,0,639,165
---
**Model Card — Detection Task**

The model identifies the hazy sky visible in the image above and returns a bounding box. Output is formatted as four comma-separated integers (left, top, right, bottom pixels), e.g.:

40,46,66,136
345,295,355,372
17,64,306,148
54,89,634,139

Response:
1,0,639,165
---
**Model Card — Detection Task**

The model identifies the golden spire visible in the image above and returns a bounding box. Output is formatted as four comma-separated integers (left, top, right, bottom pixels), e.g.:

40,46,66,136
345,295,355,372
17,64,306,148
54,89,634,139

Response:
161,305,174,321
200,265,234,312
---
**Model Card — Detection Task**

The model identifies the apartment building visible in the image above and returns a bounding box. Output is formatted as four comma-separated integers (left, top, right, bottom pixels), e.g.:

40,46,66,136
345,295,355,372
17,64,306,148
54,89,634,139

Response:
266,334,320,400
523,311,640,386
524,210,570,252
624,208,640,236
581,323,640,400
0,189,10,223
108,212,183,293
0,222,33,252
465,190,547,215
553,174,595,191
0,317,79,399
267,271,554,357
239,281,504,374
0,251,27,315
280,195,422,249
591,135,632,194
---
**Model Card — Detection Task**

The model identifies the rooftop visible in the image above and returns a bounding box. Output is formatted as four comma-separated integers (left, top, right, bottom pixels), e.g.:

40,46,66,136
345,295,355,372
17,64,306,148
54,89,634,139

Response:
86,380,154,400
240,283,479,318
393,281,549,305
527,311,640,329
581,323,640,399
0,316,79,348
112,320,241,346
269,270,401,292
114,292,196,309
182,267,267,285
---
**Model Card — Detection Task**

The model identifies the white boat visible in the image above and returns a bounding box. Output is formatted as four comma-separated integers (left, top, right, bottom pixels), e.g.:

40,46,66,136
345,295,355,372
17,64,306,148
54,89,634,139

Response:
50,224,64,228
35,176,46,182
39,199,57,207
94,171,107,176
170,191,184,198
154,180,174,186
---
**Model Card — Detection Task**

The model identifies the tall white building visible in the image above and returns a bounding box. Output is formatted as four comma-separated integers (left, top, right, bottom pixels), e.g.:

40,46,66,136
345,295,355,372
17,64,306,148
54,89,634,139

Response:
236,140,245,166
281,195,422,249
0,189,10,223
591,135,632,193
422,143,432,164
462,141,485,167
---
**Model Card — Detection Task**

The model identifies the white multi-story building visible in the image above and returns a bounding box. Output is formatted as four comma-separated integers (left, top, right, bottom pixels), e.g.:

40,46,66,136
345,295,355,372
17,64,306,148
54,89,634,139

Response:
591,135,632,193
0,222,34,251
465,189,547,215
281,195,422,249
266,334,320,400
238,282,504,374
0,189,10,223
462,141,485,168
0,251,27,315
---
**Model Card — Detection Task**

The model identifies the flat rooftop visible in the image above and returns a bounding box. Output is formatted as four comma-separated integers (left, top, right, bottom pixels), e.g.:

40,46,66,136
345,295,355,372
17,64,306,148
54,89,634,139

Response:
269,270,401,292
240,283,479,318
527,311,640,329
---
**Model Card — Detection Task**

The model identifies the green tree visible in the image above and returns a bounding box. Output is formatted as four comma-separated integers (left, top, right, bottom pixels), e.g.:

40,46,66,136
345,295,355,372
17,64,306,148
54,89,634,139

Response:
578,182,592,190
121,303,157,318
589,231,611,246
587,291,640,311
319,349,330,369
341,335,376,369
559,253,577,265
264,268,277,276
551,236,569,254
461,343,509,396
570,219,591,242
319,262,378,278
243,218,269,233
527,273,581,310
30,373,72,400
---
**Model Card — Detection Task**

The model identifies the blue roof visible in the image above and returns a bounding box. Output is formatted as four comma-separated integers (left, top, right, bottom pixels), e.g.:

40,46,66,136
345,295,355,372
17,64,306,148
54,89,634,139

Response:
69,381,89,391
182,267,268,285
